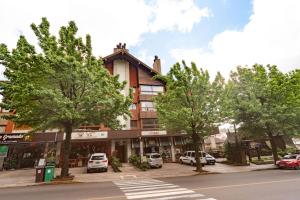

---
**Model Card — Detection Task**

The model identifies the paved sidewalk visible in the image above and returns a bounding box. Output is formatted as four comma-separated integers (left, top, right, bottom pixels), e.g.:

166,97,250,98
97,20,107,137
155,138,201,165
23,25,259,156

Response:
0,162,276,188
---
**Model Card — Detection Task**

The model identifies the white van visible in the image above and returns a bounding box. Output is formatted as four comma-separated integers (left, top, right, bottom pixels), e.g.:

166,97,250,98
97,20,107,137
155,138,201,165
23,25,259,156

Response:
87,153,108,173
179,151,207,166
146,153,163,168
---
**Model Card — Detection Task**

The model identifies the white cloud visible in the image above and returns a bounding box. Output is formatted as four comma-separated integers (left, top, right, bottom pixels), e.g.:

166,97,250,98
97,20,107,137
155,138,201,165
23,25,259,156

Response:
170,0,300,78
0,0,209,56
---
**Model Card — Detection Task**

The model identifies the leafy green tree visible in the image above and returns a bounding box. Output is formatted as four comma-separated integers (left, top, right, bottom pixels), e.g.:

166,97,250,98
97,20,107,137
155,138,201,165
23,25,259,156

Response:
154,61,224,172
227,65,300,163
0,18,132,177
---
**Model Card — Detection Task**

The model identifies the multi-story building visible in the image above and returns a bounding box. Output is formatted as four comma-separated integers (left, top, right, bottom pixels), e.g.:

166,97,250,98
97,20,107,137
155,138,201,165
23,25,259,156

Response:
0,44,188,169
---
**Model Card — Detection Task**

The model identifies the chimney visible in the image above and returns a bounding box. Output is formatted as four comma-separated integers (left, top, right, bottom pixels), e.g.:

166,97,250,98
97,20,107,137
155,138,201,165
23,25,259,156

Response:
114,42,128,53
153,55,161,73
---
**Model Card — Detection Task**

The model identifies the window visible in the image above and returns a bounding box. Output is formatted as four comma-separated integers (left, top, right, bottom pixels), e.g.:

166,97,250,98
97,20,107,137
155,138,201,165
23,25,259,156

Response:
142,119,159,129
130,120,138,128
140,85,164,95
141,101,156,112
129,104,136,110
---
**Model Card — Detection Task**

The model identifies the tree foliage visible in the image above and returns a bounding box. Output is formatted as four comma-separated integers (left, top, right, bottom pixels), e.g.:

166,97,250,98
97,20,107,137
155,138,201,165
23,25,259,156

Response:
154,61,224,171
226,64,300,162
0,18,132,177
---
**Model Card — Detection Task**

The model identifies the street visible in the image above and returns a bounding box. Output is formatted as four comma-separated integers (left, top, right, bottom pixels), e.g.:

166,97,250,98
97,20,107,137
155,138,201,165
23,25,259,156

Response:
0,169,299,200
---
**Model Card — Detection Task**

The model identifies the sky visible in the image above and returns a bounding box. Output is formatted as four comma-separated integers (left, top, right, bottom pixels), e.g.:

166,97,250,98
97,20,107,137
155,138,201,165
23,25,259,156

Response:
0,0,300,79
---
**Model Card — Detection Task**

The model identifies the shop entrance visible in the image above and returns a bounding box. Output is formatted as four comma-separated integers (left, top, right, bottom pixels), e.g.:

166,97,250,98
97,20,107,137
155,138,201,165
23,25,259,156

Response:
115,141,127,163
64,140,109,167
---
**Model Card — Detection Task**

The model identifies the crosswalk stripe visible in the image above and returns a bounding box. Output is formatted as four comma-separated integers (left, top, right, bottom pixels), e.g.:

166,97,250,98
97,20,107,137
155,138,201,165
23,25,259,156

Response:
144,193,205,200
120,183,174,190
125,188,192,196
115,180,163,185
126,190,195,199
123,185,178,192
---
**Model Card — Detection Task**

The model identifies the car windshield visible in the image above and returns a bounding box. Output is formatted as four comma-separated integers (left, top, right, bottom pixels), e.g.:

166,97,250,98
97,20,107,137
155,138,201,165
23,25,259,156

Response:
91,155,104,160
283,155,297,159
151,154,161,158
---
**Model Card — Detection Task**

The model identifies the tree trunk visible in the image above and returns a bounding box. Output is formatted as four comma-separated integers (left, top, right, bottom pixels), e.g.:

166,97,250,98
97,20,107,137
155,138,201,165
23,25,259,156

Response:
267,132,279,163
192,132,203,172
61,123,73,178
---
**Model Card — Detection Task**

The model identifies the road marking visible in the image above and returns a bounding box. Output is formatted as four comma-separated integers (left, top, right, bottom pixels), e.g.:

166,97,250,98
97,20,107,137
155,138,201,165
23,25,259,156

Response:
127,190,195,199
192,177,300,191
122,185,178,192
114,179,216,200
120,183,174,190
144,194,205,200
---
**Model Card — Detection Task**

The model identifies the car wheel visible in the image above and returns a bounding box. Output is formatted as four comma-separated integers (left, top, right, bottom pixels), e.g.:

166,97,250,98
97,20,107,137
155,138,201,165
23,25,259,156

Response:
159,165,162,168
190,161,194,166
294,165,300,170
202,163,205,167
87,169,91,173
180,160,183,164
104,168,108,172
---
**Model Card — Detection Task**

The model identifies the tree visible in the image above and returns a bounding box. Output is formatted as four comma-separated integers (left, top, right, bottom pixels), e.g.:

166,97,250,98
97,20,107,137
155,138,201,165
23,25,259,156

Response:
0,18,132,177
154,61,224,172
226,65,300,163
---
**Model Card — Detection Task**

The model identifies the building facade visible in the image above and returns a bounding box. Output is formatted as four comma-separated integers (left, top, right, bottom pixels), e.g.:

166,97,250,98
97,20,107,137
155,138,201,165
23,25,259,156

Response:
0,44,189,169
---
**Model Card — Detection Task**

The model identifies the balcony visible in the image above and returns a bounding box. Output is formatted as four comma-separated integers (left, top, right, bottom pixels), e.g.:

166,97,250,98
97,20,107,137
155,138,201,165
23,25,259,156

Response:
140,111,157,118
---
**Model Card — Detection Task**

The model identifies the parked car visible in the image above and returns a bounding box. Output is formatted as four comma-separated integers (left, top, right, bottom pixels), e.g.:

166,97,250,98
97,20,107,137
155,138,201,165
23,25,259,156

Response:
205,153,216,165
87,153,108,173
276,154,300,170
146,153,163,168
179,151,206,166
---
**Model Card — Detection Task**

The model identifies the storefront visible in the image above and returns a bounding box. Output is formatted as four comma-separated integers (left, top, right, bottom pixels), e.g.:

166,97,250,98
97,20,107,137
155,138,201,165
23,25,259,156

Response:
0,132,63,169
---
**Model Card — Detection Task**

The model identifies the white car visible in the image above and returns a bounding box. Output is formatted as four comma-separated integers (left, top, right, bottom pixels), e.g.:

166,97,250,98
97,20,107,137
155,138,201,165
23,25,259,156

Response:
87,153,108,173
179,151,207,166
146,153,163,168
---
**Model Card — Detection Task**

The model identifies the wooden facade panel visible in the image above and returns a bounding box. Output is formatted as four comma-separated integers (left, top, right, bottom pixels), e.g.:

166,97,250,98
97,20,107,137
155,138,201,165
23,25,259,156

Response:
129,64,138,87
130,110,138,120
138,68,163,85
132,88,138,103
140,111,157,119
139,94,156,101
105,62,113,75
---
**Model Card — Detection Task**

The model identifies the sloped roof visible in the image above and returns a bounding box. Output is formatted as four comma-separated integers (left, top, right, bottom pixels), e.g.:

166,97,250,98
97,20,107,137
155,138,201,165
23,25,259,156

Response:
103,49,160,75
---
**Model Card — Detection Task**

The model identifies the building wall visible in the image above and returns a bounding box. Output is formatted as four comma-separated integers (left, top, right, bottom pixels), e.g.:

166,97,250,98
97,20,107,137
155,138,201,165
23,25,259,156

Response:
113,59,130,130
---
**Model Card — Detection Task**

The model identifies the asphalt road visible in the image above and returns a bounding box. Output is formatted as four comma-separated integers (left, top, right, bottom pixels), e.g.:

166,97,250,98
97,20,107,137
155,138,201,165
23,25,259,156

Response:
1,169,300,200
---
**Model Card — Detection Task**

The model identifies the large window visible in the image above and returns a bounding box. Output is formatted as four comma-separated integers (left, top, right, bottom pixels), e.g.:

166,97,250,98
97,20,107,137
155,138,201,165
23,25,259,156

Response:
141,101,156,112
142,119,159,129
140,85,164,95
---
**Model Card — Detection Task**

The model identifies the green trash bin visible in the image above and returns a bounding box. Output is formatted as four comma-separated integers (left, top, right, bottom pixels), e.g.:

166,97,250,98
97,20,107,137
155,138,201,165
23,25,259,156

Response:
44,165,55,182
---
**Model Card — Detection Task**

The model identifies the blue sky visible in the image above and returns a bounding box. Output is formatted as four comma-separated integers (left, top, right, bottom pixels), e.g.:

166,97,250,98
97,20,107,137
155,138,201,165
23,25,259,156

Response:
131,0,253,74
1,0,299,79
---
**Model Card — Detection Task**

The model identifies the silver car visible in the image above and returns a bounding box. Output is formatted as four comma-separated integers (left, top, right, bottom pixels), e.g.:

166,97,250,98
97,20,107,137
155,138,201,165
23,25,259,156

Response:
146,153,163,168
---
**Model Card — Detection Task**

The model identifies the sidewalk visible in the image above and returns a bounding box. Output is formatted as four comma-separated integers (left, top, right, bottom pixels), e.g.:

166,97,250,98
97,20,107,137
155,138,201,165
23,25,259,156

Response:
0,162,276,188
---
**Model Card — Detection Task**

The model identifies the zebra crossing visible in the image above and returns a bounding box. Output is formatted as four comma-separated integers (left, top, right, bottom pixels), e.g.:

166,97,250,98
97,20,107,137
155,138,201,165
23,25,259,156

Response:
113,178,217,200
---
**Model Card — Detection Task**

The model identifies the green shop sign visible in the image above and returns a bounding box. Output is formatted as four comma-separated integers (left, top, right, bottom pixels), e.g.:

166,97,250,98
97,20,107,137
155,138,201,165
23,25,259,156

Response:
0,145,8,157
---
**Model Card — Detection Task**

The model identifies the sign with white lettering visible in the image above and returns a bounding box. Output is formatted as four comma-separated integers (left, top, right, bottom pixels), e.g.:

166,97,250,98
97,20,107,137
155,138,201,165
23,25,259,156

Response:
64,131,108,140
141,130,167,136
0,134,24,144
